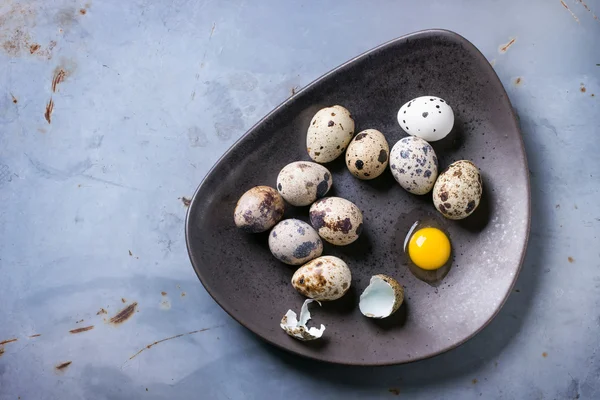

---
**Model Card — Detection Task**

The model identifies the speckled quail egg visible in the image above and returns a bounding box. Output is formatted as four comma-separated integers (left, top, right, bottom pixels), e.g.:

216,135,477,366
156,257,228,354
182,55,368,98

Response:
309,197,363,246
233,186,285,232
307,105,355,163
390,137,438,195
433,160,483,220
359,275,404,319
269,219,323,265
397,96,454,141
345,129,389,180
291,256,352,301
276,162,332,206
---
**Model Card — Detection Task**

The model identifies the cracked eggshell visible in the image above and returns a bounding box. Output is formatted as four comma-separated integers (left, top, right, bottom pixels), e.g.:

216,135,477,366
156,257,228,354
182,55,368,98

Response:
307,105,355,163
280,299,325,341
359,274,404,319
233,186,285,232
433,160,482,220
390,137,438,195
309,197,363,246
291,256,351,301
268,219,323,265
276,161,332,206
397,96,454,141
345,129,389,180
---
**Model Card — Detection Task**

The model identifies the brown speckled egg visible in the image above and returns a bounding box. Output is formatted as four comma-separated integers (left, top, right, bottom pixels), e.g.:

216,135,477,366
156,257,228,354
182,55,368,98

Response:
306,105,355,163
276,162,332,206
233,186,285,232
268,219,323,265
390,136,438,195
433,160,482,220
291,256,351,301
345,129,389,180
309,197,363,246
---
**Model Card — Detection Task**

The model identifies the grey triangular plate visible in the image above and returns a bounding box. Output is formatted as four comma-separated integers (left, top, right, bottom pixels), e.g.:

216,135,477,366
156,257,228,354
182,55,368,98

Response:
186,29,530,365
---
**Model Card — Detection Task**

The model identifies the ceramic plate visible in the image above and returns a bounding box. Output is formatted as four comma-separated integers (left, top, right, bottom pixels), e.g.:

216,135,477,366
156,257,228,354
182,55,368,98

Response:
186,29,530,365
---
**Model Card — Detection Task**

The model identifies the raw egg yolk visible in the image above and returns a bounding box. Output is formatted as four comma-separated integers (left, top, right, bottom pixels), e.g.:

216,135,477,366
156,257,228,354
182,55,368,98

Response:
408,227,451,270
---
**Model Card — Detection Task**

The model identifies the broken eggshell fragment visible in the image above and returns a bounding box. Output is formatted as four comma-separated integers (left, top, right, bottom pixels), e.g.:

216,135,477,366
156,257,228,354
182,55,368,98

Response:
359,274,404,319
280,299,325,341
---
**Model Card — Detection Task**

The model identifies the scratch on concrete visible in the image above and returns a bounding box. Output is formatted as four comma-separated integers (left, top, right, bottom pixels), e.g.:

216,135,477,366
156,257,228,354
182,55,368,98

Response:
498,37,517,54
44,98,54,123
561,0,581,23
575,0,599,21
127,325,223,361
26,154,93,180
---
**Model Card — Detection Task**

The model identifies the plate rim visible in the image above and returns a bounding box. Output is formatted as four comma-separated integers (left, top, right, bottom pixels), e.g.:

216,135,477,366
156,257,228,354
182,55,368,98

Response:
185,28,531,366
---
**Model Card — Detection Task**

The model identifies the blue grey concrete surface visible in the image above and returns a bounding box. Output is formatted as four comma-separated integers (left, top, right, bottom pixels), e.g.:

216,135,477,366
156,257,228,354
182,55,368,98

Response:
0,0,599,398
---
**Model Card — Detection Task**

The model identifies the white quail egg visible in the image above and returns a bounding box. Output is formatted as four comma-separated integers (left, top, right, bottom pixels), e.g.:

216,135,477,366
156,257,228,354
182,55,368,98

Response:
397,96,454,141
